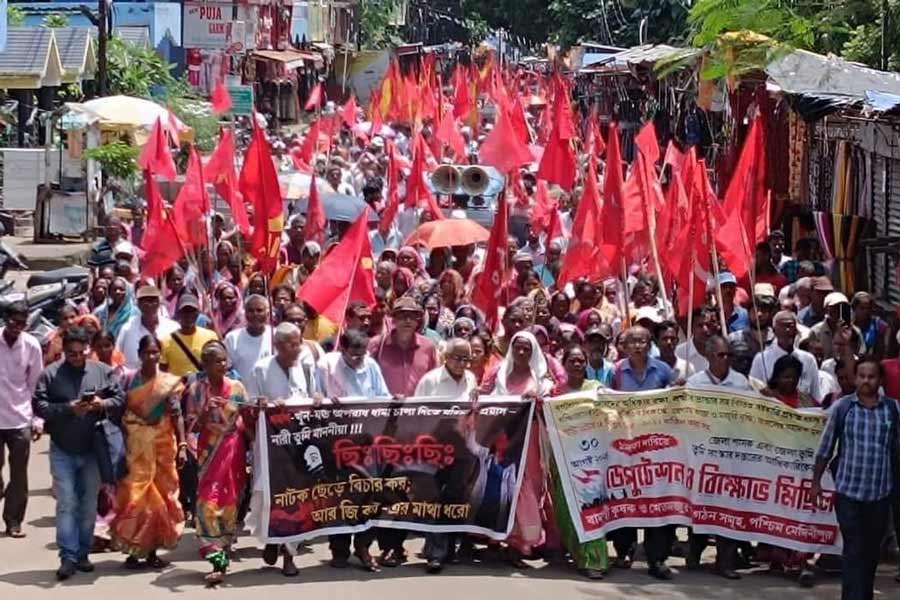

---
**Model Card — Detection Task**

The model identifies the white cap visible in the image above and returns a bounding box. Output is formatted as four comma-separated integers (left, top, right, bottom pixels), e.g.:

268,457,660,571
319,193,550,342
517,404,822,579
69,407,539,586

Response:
634,306,662,324
824,292,850,308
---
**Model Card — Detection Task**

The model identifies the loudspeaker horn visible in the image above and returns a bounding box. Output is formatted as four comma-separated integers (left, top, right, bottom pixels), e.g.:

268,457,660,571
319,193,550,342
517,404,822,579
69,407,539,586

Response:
431,165,461,195
461,166,490,195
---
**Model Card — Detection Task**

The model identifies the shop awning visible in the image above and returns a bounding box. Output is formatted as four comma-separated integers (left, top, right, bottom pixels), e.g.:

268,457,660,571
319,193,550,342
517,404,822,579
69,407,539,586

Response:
251,49,324,70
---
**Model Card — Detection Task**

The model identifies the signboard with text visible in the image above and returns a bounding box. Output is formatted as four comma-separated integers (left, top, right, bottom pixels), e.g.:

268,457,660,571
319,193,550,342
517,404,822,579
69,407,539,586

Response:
183,2,245,50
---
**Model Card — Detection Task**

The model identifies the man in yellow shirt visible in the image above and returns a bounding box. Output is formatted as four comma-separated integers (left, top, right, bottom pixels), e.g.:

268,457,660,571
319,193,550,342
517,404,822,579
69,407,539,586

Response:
160,294,219,377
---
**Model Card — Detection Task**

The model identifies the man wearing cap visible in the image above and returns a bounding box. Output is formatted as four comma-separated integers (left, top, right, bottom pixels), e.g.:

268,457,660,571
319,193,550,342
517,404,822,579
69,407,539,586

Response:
728,293,778,357
799,276,833,327
584,325,615,386
717,272,750,333
806,292,856,358
160,294,219,378
367,296,439,567
115,285,178,369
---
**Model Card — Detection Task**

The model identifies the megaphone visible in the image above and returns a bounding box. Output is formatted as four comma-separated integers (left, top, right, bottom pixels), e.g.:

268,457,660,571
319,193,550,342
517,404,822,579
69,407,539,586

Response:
431,165,461,195
461,166,490,196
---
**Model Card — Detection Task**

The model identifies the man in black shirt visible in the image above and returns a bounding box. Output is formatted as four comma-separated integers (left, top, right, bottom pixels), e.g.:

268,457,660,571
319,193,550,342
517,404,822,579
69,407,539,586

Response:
32,327,123,581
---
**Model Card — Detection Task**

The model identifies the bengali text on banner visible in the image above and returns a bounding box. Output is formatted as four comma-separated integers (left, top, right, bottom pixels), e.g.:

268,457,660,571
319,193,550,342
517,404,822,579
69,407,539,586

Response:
256,396,534,543
542,387,840,554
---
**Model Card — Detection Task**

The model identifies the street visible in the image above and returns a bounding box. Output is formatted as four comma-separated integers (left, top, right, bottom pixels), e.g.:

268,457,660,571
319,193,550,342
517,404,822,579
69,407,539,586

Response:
1,437,897,599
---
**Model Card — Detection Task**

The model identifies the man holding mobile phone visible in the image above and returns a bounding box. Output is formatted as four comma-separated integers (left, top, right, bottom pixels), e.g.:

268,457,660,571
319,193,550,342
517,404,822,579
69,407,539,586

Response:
808,292,861,358
32,326,124,581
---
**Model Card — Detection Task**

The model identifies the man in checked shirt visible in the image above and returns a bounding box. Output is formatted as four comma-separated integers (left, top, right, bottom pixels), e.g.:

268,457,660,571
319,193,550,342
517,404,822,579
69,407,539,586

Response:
811,358,900,600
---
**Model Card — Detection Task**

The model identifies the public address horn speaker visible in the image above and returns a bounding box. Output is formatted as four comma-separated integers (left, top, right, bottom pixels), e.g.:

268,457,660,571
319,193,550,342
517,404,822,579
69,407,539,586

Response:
461,166,490,195
431,165,461,194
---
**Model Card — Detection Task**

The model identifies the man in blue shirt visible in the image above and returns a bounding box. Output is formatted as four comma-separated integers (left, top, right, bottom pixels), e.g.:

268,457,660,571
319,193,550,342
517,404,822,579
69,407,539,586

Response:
718,272,750,334
611,326,676,580
811,358,900,600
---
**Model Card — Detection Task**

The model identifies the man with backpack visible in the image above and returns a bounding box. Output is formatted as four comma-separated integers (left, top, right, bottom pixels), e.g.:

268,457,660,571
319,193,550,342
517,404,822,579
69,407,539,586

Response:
811,358,900,600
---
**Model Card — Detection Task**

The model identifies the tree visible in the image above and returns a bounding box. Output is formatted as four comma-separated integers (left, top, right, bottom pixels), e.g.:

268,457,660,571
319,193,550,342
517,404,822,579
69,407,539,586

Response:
358,0,404,49
7,5,25,26
43,13,69,28
548,0,688,48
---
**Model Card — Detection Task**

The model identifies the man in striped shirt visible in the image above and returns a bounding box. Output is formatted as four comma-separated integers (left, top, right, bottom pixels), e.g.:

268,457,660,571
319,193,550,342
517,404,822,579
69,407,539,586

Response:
811,358,900,600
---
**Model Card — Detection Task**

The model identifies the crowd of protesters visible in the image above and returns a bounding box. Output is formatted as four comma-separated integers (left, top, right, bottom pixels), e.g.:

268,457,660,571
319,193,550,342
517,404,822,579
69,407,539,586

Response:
0,86,897,600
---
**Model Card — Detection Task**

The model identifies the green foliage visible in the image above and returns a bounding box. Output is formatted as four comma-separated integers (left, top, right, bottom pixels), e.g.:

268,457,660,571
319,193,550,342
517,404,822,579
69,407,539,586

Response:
7,5,26,26
168,97,220,153
84,142,139,181
358,0,404,49
106,37,178,97
43,13,69,28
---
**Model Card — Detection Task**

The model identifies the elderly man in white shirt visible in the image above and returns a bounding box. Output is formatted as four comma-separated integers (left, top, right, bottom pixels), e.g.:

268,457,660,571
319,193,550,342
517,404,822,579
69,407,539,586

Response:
686,335,749,579
246,322,311,578
115,285,178,368
224,295,273,380
413,339,477,574
749,310,822,402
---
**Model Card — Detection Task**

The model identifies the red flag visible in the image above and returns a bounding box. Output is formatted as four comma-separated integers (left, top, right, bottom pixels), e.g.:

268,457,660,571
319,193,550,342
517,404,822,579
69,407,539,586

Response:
240,117,284,273
600,122,625,263
621,123,662,235
587,110,606,157
435,111,467,161
296,120,320,167
211,78,232,115
471,192,509,329
405,132,430,209
723,116,769,246
304,82,324,111
536,78,577,190
479,101,533,174
140,169,163,251
673,160,716,316
557,157,613,286
297,208,376,326
530,180,553,234
340,95,358,127
138,117,177,181
452,65,474,120
379,144,400,236
205,129,250,235
171,148,209,249
303,173,327,245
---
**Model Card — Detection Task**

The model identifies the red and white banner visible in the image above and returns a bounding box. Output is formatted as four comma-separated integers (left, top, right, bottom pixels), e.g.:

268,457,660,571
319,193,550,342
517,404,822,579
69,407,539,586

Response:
543,387,841,553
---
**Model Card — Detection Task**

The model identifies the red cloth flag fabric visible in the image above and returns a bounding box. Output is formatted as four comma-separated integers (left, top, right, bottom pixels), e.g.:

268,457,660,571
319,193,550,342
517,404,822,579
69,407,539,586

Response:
140,169,164,252
379,144,400,236
587,110,606,157
205,129,250,235
452,65,474,120
297,208,376,327
303,173,327,245
600,122,625,263
340,95,358,127
479,101,533,174
722,116,769,247
211,78,232,115
435,111,467,161
621,122,661,234
557,157,613,286
471,192,509,329
536,79,577,190
295,119,320,167
171,148,209,249
138,117,177,181
530,180,553,234
304,82,324,111
240,118,284,273
405,132,429,209
672,159,716,316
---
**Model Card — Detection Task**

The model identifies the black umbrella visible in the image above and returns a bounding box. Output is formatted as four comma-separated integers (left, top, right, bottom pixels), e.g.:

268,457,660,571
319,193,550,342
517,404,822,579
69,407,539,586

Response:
289,193,378,223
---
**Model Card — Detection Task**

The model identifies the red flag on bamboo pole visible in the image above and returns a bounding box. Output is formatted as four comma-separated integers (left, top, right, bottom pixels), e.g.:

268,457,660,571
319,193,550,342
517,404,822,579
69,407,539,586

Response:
205,128,250,235
171,147,209,249
138,117,177,181
557,157,612,286
304,82,324,111
303,173,327,245
471,192,509,329
141,170,184,279
722,116,769,247
211,78,232,115
240,116,284,273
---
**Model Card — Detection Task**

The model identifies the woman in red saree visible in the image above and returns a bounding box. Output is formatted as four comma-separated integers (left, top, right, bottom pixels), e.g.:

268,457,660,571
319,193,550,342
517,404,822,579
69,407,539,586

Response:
111,335,187,568
183,339,254,585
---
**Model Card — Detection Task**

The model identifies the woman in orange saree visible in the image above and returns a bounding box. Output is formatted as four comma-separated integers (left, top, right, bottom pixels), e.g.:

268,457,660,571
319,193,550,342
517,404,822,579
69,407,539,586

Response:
111,335,188,569
183,339,254,586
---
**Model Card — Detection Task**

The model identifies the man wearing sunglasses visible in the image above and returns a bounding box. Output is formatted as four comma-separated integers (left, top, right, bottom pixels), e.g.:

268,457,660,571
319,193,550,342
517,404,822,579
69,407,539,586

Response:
686,334,752,580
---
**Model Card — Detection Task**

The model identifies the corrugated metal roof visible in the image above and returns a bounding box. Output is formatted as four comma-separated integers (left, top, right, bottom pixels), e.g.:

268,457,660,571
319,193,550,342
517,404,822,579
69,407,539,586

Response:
0,27,54,76
53,27,93,73
115,26,151,48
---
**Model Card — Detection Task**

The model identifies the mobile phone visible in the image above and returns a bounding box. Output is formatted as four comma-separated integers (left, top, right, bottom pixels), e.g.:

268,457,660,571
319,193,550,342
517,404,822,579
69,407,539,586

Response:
80,390,95,403
839,303,852,325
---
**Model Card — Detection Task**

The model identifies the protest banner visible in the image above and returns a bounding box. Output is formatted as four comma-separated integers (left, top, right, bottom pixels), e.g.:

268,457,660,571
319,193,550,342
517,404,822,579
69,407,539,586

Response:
257,397,534,544
543,386,840,554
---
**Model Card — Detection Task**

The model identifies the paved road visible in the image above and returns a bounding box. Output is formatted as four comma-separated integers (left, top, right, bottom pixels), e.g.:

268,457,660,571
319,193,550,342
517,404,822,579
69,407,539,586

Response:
1,438,898,599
